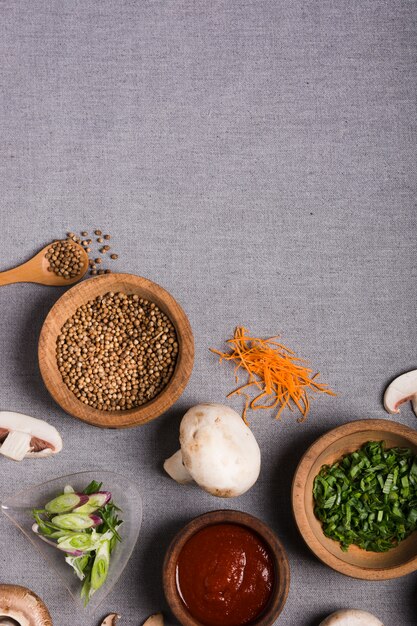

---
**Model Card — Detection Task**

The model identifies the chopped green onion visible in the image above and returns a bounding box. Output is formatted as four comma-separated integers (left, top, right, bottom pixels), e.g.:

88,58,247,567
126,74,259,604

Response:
313,441,417,552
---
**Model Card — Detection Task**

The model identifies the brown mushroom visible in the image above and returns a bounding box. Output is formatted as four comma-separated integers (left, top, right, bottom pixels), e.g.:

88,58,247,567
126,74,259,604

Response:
0,585,52,626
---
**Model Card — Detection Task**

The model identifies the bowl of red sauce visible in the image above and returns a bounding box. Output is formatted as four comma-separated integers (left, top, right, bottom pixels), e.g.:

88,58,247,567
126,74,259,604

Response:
163,510,290,626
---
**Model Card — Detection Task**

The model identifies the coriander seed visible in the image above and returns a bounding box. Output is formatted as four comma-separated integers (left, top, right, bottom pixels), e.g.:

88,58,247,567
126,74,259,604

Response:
56,293,178,411
46,240,84,280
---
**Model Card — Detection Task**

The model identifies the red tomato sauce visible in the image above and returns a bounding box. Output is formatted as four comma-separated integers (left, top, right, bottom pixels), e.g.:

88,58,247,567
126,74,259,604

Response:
176,523,275,626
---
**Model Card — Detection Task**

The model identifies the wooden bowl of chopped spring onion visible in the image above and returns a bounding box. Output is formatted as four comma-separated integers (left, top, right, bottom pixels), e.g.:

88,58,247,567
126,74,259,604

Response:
292,419,417,579
38,273,194,428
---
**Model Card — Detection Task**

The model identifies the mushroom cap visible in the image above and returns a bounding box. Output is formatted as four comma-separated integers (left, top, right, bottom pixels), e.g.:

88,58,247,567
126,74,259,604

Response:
142,614,164,626
179,403,261,497
0,584,53,626
383,370,417,416
101,614,121,626
319,609,383,626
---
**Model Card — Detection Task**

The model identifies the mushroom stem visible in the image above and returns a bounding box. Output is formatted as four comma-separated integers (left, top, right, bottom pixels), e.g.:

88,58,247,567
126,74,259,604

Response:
163,450,193,484
0,431,32,461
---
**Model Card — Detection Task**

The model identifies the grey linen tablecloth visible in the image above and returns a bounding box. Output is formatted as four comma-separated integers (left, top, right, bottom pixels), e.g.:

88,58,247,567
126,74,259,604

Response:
1,1,416,624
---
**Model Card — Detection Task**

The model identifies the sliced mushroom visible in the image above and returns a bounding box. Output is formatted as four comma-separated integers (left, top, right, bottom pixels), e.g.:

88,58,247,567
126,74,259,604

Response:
0,584,52,626
164,403,261,497
100,615,120,626
319,609,383,626
142,615,164,626
384,370,417,417
163,449,193,485
0,411,62,461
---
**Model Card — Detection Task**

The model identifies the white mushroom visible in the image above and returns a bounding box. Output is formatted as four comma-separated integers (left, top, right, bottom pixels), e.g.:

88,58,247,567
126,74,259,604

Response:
319,609,383,626
0,411,62,461
164,403,261,497
384,370,417,417
0,584,52,626
100,615,120,626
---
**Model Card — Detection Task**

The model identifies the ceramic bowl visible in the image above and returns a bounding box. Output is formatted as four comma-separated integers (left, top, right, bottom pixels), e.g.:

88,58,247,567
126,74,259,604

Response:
163,510,290,626
38,272,194,428
1,470,142,612
292,419,417,579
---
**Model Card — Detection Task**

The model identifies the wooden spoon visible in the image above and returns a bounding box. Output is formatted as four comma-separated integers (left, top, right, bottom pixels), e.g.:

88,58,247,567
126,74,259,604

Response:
0,241,89,286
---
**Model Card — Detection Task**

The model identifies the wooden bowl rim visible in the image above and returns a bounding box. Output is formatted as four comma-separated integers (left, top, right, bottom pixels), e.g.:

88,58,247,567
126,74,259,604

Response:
292,418,417,580
162,510,290,626
38,273,194,428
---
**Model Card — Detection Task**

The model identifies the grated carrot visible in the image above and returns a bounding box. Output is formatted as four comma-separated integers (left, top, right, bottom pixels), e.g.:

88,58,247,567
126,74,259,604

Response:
210,326,336,425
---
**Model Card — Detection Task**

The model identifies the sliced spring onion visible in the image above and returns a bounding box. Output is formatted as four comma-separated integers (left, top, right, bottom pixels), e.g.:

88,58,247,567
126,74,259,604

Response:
57,532,102,553
65,554,90,580
73,492,112,514
90,539,110,592
31,480,122,605
51,513,102,530
45,493,89,514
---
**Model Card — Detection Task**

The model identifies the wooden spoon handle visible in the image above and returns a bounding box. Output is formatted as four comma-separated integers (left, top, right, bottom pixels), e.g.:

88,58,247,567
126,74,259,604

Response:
0,266,28,286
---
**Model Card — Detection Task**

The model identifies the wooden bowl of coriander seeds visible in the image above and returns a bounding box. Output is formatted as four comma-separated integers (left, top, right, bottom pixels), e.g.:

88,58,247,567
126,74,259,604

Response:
38,273,194,427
